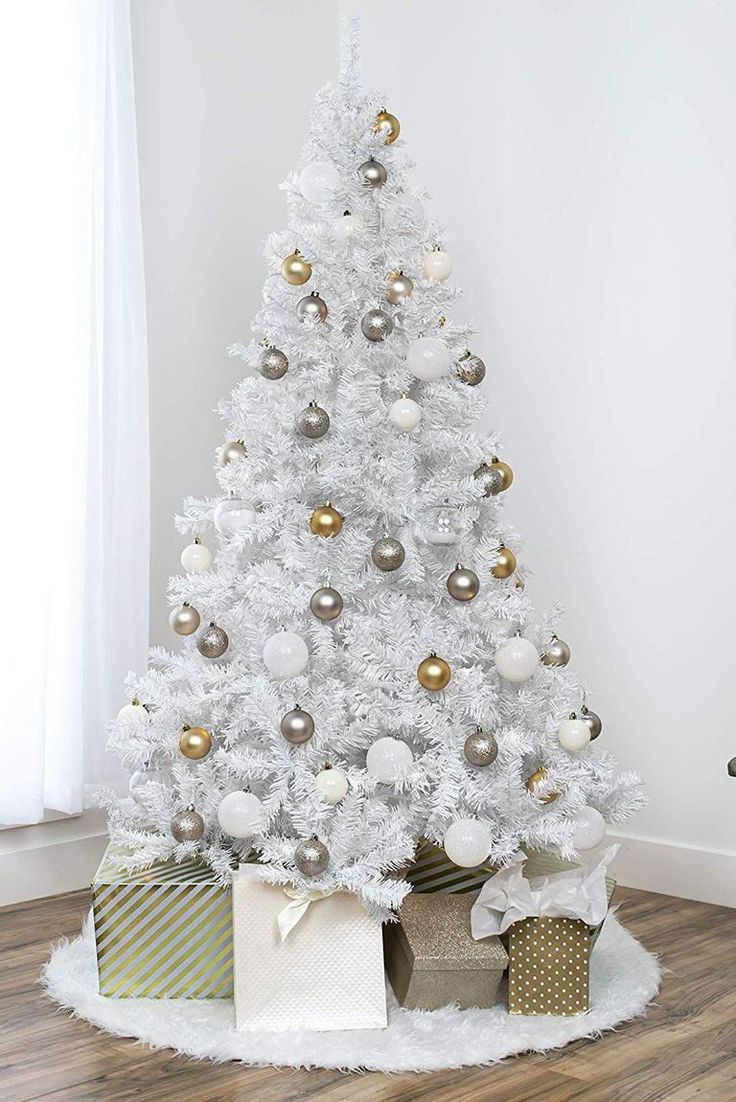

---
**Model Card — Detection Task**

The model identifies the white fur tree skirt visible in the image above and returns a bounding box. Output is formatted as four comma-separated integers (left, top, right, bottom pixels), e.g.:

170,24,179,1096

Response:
42,913,660,1072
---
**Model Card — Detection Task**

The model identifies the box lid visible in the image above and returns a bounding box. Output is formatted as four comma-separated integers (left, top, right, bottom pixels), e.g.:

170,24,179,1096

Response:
396,893,508,972
92,842,223,887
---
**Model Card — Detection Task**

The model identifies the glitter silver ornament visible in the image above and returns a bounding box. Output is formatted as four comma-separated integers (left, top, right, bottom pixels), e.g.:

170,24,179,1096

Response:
171,805,205,842
309,586,343,621
457,351,486,386
169,602,201,636
196,622,229,659
447,564,480,602
371,536,405,572
541,635,571,668
358,158,387,188
361,308,394,342
259,346,288,380
385,270,414,304
297,401,330,439
219,439,247,465
280,706,315,745
296,291,328,323
294,837,330,877
729,756,736,777
474,462,505,497
464,727,499,767
580,705,602,741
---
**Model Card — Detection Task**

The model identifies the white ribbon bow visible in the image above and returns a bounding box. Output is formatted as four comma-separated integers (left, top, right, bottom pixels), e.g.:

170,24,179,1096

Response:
277,885,337,941
470,844,619,939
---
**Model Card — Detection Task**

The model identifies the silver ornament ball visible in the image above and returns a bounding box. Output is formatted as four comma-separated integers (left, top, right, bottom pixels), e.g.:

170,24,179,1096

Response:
294,837,330,877
169,602,201,636
447,565,480,602
457,352,486,386
385,270,414,304
309,586,343,621
259,346,288,380
541,636,571,668
580,706,602,741
358,158,387,188
171,806,205,843
464,728,499,767
371,536,405,572
297,402,330,438
361,308,394,342
474,462,505,497
219,439,247,465
196,623,229,659
280,706,315,745
296,292,328,323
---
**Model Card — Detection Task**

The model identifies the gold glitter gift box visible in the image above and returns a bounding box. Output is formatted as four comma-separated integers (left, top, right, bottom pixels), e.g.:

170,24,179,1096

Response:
91,844,233,998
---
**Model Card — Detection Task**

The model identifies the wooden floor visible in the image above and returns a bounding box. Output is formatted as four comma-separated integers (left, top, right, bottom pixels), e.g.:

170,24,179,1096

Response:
1,887,735,1102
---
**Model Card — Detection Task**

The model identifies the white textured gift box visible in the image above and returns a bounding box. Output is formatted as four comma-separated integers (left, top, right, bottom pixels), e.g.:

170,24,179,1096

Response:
232,866,387,1032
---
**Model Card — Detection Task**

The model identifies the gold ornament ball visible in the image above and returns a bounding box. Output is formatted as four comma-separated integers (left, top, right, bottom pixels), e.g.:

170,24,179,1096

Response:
447,564,480,602
525,766,560,804
491,546,517,579
178,725,212,760
491,457,514,492
417,653,452,691
309,502,343,538
281,249,312,286
374,108,400,144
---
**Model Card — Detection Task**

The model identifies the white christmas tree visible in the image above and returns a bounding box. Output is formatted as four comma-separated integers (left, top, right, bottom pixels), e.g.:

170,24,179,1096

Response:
104,23,643,917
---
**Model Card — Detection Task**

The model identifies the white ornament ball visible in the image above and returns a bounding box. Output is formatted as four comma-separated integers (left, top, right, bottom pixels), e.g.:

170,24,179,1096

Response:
571,806,607,850
366,737,413,783
180,540,212,573
493,637,539,683
314,766,348,805
300,160,341,204
444,819,492,868
213,497,257,535
558,717,592,752
422,248,453,282
333,211,363,242
117,701,148,724
262,630,309,679
407,336,451,381
217,791,264,838
389,397,422,432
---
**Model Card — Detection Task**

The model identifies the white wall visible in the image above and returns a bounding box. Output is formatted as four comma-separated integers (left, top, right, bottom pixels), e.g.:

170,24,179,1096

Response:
132,0,736,904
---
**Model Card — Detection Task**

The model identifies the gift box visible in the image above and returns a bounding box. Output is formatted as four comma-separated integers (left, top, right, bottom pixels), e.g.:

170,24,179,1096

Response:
232,865,387,1032
522,849,616,949
91,843,233,998
384,892,508,1010
405,838,497,894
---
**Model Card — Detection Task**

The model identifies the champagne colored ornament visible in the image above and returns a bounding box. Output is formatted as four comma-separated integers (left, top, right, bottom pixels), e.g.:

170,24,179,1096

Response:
580,704,603,741
490,457,514,492
419,505,463,545
297,401,330,438
464,726,498,766
447,564,480,602
385,270,413,304
474,462,504,497
366,737,413,783
309,502,343,538
171,805,204,842
571,806,606,850
117,699,148,724
541,635,571,668
296,291,328,323
281,249,312,286
179,725,212,760
361,307,394,342
314,763,348,804
294,837,329,877
169,602,200,636
417,653,451,691
407,335,451,380
180,538,212,573
491,546,517,579
389,396,422,432
422,246,453,282
259,346,288,380
196,622,229,659
213,496,257,535
309,586,343,621
371,536,405,571
334,210,363,242
558,714,592,752
358,158,387,187
280,706,315,745
263,631,309,678
300,160,341,203
217,790,264,838
374,108,400,144
494,637,539,682
457,351,486,386
129,763,165,800
444,819,492,867
219,439,247,465
525,766,560,804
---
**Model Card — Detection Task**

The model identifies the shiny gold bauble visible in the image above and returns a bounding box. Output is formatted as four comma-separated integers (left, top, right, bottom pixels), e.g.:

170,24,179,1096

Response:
281,249,312,286
525,766,560,804
374,109,400,144
417,653,451,691
490,457,514,492
178,725,212,760
491,546,517,579
309,502,343,538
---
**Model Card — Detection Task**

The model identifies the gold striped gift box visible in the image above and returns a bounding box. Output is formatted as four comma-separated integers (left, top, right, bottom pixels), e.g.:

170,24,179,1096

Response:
91,844,233,998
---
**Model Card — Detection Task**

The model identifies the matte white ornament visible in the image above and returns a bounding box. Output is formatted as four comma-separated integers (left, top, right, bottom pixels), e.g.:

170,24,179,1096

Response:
366,737,413,783
213,497,257,535
180,540,212,573
262,631,309,679
422,248,453,282
572,806,607,850
314,765,348,805
217,791,264,838
389,396,422,432
333,211,363,242
444,818,492,867
407,336,451,381
300,160,341,204
117,701,148,724
493,637,539,682
558,717,592,752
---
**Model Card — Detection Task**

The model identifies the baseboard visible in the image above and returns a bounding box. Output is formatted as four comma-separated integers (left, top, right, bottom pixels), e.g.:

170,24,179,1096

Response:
0,810,109,908
608,831,736,909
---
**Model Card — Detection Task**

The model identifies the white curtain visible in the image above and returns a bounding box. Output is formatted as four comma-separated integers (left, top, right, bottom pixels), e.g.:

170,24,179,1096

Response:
0,0,149,825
